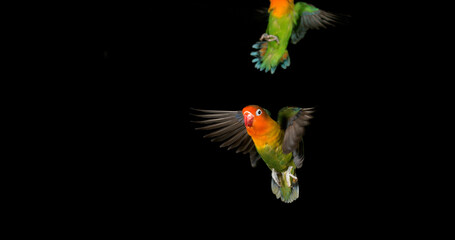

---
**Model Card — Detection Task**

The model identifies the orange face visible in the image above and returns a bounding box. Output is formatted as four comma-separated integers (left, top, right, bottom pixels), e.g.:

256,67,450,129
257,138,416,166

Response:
242,105,270,136
269,0,294,17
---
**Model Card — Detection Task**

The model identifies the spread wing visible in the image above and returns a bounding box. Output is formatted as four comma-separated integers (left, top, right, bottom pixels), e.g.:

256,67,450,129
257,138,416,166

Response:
191,108,261,167
291,2,339,44
278,107,315,168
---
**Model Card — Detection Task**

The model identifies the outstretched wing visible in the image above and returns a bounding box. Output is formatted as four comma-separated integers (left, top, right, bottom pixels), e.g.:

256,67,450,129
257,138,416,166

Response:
291,2,339,44
191,108,261,167
278,107,314,168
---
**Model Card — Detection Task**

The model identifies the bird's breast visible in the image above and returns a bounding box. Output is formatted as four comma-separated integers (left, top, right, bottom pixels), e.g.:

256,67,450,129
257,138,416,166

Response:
257,144,292,172
252,129,292,172
250,126,283,149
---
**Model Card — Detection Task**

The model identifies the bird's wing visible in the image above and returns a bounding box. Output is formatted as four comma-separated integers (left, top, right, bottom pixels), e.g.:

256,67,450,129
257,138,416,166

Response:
278,107,314,168
191,108,261,167
291,2,339,44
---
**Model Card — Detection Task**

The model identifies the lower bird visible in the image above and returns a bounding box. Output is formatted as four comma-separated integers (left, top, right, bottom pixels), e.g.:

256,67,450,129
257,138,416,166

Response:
192,105,314,203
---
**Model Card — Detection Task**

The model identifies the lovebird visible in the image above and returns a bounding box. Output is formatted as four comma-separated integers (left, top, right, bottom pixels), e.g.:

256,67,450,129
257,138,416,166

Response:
192,106,314,203
251,0,339,73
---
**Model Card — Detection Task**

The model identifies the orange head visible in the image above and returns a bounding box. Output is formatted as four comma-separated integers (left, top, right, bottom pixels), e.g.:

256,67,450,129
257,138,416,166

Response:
269,0,294,17
242,105,272,136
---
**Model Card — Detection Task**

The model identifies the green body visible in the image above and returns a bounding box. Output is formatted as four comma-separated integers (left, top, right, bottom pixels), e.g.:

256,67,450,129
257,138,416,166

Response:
263,12,294,68
254,107,304,202
259,143,298,202
255,2,321,72
258,137,296,173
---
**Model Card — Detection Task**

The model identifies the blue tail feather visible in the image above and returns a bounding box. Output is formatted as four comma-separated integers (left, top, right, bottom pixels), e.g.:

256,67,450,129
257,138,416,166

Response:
252,42,263,49
281,56,291,69
271,66,277,74
251,41,291,74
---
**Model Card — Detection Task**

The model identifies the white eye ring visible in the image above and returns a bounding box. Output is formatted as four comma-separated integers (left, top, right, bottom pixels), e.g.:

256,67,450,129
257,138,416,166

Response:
256,109,262,116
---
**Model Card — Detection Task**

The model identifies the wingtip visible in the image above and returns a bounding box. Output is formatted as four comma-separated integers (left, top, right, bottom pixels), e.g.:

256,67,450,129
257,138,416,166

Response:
190,108,237,114
189,107,205,114
301,107,315,113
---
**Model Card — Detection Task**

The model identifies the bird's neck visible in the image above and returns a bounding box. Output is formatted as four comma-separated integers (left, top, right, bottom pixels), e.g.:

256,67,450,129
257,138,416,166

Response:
247,120,282,148
269,0,294,17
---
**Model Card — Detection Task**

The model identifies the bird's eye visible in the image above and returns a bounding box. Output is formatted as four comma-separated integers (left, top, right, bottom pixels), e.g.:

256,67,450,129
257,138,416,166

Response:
256,109,262,116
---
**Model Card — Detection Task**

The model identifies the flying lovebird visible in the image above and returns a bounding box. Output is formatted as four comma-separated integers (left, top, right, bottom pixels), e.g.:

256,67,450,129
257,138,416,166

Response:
251,0,340,73
192,106,314,203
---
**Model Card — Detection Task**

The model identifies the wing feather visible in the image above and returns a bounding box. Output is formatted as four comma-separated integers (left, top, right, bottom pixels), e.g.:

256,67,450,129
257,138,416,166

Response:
203,121,243,139
291,2,340,44
281,108,314,155
301,10,338,30
191,108,260,164
220,128,247,148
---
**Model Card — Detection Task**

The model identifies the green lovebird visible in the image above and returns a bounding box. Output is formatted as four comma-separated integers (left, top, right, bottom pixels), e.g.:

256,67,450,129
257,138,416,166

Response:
192,106,314,203
251,0,339,73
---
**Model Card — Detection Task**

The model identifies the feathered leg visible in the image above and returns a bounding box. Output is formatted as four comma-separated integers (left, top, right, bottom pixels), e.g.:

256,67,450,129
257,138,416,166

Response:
284,166,298,187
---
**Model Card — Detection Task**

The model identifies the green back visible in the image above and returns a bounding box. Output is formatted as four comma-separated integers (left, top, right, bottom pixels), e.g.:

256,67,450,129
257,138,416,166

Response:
295,2,320,16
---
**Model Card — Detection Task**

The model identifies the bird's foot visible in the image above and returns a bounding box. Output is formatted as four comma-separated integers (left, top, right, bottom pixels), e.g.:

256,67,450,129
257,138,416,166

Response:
272,169,281,187
284,166,298,187
260,33,280,44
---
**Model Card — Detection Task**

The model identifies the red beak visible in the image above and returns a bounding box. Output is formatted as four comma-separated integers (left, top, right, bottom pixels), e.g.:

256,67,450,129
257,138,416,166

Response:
244,111,254,128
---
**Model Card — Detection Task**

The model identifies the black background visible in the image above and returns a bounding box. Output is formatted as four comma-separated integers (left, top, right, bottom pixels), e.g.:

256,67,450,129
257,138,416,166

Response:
102,0,428,235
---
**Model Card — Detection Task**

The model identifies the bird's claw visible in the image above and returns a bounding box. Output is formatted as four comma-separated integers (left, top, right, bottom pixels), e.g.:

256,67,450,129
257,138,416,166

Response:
273,167,297,187
260,33,280,44
285,166,298,187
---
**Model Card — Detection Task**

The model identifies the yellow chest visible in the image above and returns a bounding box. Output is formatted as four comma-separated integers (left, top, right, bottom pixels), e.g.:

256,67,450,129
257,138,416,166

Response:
250,127,283,150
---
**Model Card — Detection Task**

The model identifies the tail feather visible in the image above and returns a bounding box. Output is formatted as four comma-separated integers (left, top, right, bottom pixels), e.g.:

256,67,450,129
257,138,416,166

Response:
271,176,299,203
251,41,290,74
271,178,281,199
280,52,291,70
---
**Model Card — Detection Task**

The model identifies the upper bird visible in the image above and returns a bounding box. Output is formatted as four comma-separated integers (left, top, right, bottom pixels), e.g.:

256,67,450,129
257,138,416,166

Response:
192,106,314,203
251,1,339,73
